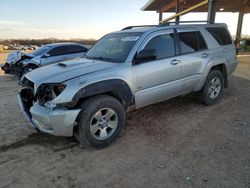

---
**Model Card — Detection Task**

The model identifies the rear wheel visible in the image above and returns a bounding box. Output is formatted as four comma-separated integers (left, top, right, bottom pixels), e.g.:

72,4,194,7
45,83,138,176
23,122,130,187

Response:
77,95,125,148
198,70,224,106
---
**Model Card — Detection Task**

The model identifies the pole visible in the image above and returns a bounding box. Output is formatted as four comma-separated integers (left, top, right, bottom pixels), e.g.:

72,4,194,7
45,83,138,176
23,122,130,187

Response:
175,0,180,23
236,11,244,53
159,12,163,23
207,0,217,23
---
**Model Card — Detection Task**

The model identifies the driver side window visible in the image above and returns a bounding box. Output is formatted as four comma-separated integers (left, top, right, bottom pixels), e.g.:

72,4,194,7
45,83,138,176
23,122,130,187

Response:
144,33,175,60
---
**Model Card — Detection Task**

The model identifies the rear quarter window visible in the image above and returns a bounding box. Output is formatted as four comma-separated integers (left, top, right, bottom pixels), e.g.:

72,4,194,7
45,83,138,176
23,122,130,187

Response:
206,27,232,45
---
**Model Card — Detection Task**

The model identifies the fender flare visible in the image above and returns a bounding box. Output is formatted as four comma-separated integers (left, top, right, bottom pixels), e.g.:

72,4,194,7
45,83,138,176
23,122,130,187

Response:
72,79,134,109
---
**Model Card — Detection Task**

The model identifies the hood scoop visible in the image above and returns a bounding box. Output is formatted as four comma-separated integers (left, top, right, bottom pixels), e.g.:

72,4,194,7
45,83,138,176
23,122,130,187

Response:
57,62,67,67
56,60,85,68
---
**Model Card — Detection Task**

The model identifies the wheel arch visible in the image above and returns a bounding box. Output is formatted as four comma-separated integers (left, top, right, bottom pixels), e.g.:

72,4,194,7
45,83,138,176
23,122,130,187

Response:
210,64,228,88
196,62,228,91
72,79,134,110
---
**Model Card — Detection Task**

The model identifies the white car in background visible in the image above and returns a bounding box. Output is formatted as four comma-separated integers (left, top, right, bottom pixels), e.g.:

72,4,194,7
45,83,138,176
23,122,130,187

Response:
1,42,89,77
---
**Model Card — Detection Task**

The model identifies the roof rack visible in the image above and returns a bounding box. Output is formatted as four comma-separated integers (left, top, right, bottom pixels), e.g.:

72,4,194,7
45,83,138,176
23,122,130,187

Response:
121,25,158,30
121,21,214,31
159,20,214,27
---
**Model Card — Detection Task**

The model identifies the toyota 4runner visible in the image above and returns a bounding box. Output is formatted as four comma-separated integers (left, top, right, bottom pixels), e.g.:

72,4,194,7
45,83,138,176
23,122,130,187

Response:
18,23,237,148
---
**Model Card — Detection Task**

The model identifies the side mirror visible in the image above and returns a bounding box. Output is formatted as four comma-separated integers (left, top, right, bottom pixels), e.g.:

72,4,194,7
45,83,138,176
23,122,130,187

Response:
134,49,156,64
43,53,50,58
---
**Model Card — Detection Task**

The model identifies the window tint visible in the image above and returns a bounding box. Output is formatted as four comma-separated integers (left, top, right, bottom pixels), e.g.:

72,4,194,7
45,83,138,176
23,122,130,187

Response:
30,46,51,56
67,45,87,54
206,27,232,45
48,46,68,56
85,32,142,63
178,31,207,54
144,33,175,59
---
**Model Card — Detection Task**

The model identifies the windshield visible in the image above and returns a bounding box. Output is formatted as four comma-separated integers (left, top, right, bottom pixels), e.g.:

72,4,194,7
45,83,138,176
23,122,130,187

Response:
85,32,142,63
30,46,51,56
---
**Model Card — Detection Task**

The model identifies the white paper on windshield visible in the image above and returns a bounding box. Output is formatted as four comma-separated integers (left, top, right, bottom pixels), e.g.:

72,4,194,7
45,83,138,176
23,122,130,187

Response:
121,36,140,42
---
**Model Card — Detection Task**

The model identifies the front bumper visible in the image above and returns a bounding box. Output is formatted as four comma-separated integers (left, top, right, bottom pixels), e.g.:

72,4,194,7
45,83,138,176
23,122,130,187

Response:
17,93,81,137
1,63,24,76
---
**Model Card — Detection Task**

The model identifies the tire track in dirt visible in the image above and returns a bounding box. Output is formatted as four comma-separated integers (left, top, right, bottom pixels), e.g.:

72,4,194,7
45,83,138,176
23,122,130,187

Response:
0,133,78,154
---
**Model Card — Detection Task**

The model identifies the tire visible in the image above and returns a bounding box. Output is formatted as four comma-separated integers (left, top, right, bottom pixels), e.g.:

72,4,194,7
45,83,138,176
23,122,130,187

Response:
197,70,224,106
77,95,126,148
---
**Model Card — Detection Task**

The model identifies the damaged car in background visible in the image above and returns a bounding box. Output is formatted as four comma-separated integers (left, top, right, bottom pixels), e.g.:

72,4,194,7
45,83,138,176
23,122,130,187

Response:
1,43,89,77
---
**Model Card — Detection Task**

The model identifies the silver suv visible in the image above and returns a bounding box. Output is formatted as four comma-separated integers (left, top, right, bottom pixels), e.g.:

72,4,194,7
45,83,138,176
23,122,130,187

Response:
18,23,237,148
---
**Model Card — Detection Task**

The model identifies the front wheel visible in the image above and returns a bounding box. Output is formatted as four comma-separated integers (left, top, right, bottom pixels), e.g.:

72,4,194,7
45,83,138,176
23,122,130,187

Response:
77,95,126,148
197,70,224,106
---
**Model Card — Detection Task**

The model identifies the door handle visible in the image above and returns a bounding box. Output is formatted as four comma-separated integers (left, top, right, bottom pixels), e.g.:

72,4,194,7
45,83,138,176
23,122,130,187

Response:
170,59,181,65
202,53,209,58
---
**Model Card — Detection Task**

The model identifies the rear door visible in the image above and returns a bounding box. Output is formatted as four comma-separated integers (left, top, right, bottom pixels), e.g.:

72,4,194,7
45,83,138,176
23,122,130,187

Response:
175,28,210,92
42,46,69,65
65,45,88,60
133,29,182,108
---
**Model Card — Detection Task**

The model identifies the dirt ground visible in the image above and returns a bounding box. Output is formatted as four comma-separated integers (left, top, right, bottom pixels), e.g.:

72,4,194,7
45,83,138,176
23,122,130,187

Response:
0,53,249,188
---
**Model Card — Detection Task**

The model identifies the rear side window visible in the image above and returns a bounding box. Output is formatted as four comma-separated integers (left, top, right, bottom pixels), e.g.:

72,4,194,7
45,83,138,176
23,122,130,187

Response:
67,45,87,54
48,46,68,56
144,33,175,59
178,31,207,54
206,27,232,45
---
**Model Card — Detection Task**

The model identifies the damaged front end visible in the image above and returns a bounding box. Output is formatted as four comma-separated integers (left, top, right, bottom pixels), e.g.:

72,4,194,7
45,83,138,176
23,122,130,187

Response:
18,76,81,136
1,51,33,76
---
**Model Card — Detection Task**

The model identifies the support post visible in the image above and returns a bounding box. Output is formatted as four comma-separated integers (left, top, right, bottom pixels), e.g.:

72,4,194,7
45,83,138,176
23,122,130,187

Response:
236,11,244,53
207,0,217,23
175,0,180,23
160,0,208,24
159,12,163,23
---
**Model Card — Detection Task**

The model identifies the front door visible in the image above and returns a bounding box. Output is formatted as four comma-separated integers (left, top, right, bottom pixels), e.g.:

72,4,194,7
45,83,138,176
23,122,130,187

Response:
41,46,69,66
133,29,182,108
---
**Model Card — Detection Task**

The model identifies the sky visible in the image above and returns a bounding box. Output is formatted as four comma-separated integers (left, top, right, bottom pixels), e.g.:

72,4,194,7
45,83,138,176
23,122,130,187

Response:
0,0,249,40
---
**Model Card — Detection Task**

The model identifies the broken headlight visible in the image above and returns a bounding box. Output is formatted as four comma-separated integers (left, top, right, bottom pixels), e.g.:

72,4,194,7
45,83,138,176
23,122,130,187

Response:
37,83,66,106
53,84,66,96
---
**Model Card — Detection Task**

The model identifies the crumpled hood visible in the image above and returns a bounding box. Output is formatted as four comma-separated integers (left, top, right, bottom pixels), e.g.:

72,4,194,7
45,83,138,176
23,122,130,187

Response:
24,58,117,87
6,50,34,64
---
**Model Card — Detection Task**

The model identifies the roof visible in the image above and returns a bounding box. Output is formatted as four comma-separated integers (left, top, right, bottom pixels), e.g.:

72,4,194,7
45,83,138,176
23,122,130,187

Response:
45,42,85,47
110,27,155,35
112,23,227,35
142,0,250,13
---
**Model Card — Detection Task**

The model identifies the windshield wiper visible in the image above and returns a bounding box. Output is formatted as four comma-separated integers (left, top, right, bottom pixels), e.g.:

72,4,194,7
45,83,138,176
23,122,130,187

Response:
86,56,113,62
85,55,122,63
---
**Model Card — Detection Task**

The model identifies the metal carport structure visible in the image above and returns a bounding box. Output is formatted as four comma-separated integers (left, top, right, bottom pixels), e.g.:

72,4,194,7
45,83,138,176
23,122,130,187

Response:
142,0,250,47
